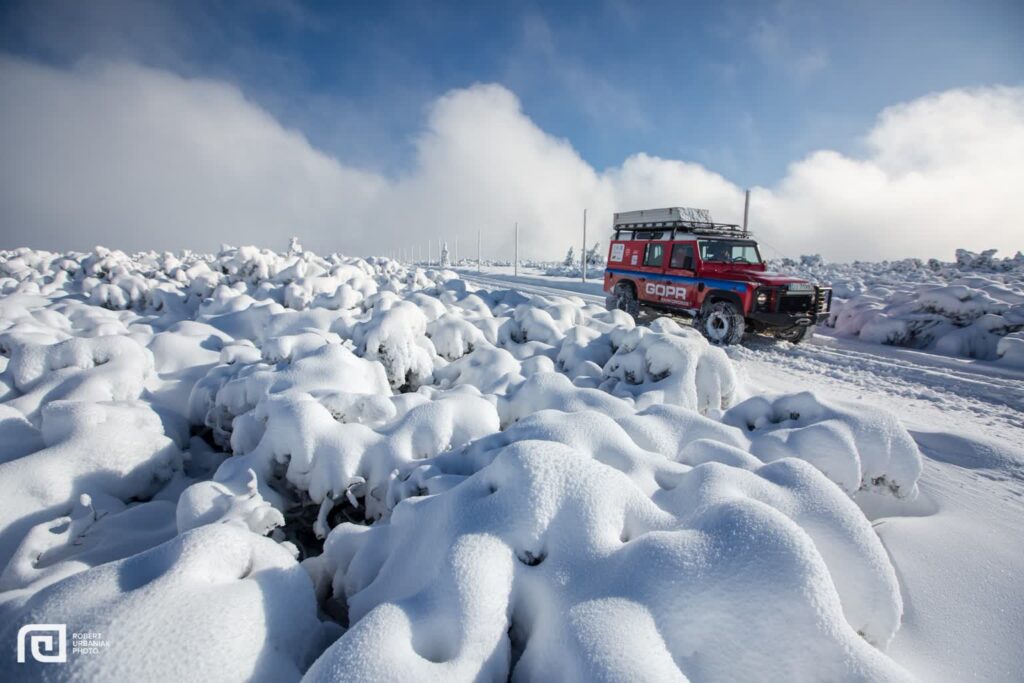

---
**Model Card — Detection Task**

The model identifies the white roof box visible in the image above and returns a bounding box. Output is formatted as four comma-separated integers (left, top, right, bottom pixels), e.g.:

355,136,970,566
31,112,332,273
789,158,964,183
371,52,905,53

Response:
613,207,712,227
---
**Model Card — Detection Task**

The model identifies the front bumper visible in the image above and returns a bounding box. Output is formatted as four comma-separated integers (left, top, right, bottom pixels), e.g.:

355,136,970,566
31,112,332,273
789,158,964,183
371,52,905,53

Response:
748,285,831,329
747,310,829,328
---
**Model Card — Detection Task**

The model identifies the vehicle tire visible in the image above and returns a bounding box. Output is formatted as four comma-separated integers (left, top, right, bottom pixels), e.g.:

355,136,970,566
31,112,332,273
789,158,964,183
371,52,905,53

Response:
696,300,745,345
610,282,639,317
774,324,815,344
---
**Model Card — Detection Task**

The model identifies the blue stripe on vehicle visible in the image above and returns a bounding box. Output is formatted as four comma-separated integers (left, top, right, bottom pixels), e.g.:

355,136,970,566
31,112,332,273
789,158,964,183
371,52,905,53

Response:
605,268,751,292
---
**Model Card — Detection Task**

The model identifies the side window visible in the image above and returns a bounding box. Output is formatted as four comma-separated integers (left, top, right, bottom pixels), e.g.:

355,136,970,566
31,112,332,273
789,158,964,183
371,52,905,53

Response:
670,244,694,270
644,243,665,267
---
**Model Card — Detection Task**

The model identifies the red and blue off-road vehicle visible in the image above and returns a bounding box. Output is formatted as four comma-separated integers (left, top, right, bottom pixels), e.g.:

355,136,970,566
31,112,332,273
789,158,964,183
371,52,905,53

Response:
603,207,832,345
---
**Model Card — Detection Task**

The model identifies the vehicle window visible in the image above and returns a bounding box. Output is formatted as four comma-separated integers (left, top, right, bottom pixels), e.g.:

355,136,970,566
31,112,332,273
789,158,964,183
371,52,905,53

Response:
670,244,694,270
644,243,665,267
698,239,761,264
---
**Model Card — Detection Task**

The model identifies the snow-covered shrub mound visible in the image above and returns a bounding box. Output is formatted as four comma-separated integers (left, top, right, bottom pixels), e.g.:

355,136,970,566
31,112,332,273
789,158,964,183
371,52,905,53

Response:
0,494,179,597
772,249,1024,364
600,319,737,414
0,524,338,682
176,469,285,535
6,336,154,417
724,392,924,501
426,313,485,360
831,283,1023,361
219,390,500,528
188,343,390,448
305,409,909,681
997,331,1024,366
353,301,436,390
0,243,925,679
0,401,180,570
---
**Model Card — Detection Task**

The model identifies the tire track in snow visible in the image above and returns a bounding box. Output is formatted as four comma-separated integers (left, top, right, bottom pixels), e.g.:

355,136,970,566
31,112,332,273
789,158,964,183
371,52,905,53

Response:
461,272,607,306
732,339,1024,431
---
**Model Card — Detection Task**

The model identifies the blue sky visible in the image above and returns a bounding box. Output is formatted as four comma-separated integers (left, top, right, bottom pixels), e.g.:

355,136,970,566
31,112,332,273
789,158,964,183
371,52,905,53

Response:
1,1,1022,260
2,0,1020,187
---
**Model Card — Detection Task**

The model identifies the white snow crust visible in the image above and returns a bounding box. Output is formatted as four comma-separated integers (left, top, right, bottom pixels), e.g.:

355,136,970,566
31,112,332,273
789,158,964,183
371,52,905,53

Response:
771,249,1024,366
0,244,927,680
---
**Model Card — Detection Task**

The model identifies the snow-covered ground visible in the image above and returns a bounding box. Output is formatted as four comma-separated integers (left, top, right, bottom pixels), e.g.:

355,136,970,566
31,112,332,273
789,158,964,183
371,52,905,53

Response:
774,250,1024,366
0,245,1021,681
461,247,1024,367
461,262,1024,681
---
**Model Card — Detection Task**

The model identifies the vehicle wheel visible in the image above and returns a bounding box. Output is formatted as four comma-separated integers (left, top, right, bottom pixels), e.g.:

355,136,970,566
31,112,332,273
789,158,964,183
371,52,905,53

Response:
696,300,745,345
610,283,639,317
774,325,815,344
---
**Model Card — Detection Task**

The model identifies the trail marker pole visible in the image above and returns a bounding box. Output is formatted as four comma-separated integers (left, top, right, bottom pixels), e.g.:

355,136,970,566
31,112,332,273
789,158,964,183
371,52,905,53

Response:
581,208,588,283
514,223,519,278
477,230,481,273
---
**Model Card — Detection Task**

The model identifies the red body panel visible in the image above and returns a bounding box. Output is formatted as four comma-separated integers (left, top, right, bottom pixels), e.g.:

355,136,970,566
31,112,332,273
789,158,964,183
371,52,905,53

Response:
603,236,814,317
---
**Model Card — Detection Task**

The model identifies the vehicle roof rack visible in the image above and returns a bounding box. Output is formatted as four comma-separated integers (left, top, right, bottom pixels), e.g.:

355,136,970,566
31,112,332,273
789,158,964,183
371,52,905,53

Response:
613,220,750,239
611,207,750,238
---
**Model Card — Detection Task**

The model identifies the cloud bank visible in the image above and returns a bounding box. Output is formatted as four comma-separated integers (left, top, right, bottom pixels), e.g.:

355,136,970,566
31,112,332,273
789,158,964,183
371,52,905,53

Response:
1,56,1021,261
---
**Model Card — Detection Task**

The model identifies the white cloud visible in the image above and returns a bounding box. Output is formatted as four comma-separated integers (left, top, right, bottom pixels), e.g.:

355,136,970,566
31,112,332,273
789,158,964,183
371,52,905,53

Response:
756,87,1024,259
1,55,1021,261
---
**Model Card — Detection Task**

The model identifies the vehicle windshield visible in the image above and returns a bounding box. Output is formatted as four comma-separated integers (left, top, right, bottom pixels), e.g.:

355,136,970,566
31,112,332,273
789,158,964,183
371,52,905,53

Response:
698,239,762,264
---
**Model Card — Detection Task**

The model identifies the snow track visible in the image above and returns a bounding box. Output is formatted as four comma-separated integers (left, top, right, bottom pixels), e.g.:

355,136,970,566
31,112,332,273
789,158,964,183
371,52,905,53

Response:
735,335,1024,432
460,271,607,305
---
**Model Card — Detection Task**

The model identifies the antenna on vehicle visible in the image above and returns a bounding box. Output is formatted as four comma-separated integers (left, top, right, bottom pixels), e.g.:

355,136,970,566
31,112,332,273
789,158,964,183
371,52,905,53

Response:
743,189,751,232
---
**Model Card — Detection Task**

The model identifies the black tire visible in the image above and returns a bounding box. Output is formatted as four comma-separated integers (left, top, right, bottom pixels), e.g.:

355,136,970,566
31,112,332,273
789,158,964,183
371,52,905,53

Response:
696,300,745,345
774,325,815,344
608,282,639,317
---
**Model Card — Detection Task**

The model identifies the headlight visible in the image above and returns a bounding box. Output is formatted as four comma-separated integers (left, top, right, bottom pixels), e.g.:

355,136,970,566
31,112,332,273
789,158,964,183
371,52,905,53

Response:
756,292,768,305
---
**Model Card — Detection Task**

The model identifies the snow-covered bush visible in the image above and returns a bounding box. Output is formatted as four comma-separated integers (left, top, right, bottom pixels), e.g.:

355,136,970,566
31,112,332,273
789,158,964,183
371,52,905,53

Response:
0,524,338,681
0,243,926,679
996,331,1024,366
723,392,923,501
305,408,909,681
772,248,1024,364
600,319,737,413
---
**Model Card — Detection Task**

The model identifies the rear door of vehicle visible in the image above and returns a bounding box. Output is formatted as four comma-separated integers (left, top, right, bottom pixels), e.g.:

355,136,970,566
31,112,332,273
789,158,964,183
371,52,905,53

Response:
637,240,668,303
661,241,698,310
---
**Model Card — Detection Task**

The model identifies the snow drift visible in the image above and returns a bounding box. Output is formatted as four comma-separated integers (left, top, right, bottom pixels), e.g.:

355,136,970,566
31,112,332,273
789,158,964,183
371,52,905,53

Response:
771,249,1024,366
0,243,923,680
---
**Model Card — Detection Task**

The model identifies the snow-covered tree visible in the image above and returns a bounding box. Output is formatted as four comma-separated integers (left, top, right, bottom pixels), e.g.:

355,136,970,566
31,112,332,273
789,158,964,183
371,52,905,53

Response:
563,246,576,267
586,242,604,266
440,241,451,268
